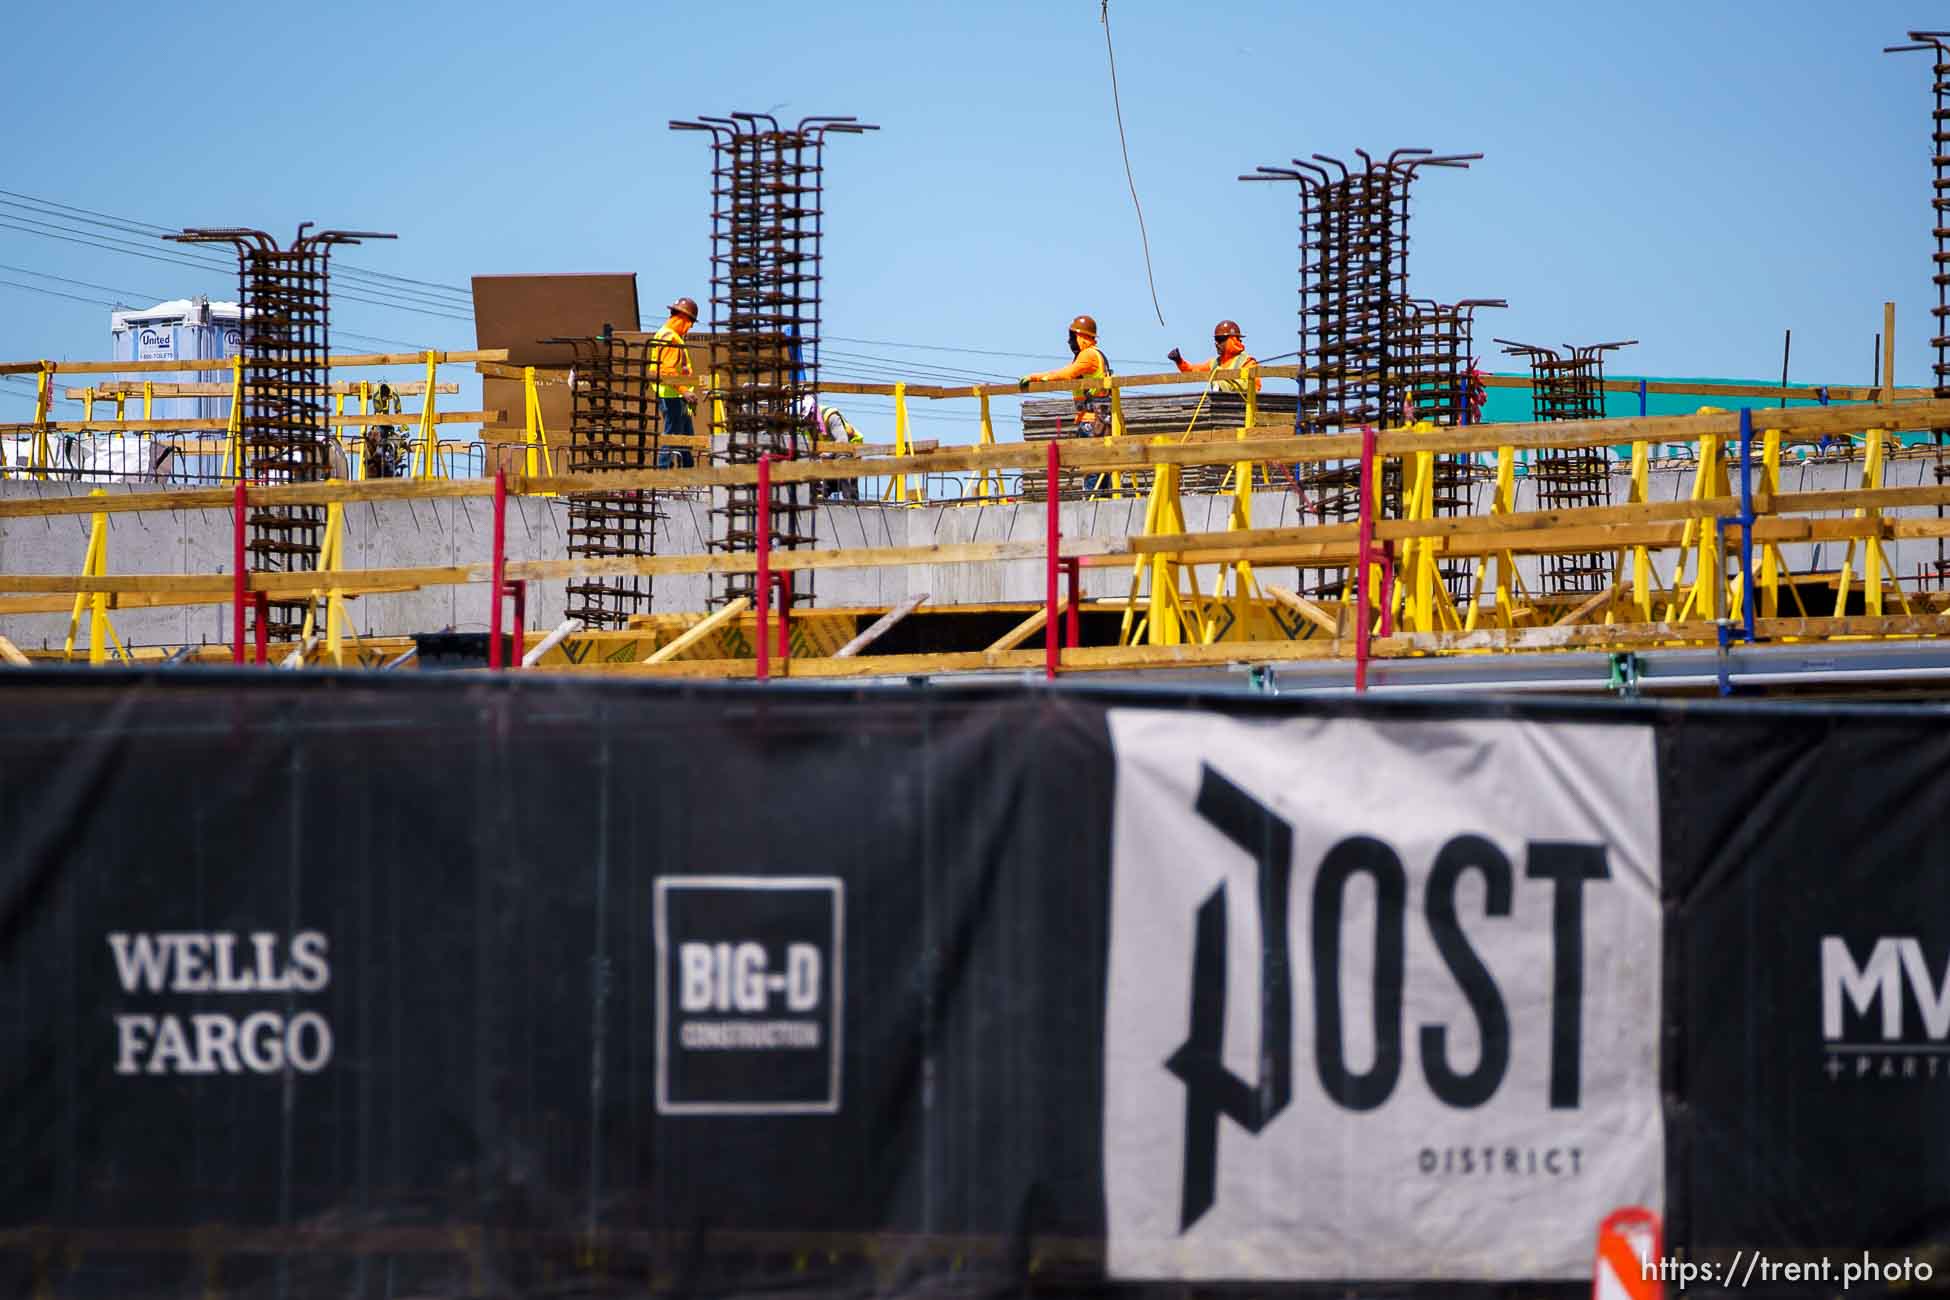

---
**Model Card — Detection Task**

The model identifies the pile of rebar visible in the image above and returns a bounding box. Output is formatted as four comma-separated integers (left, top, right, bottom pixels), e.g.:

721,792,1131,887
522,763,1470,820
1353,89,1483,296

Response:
670,113,877,607
165,223,392,641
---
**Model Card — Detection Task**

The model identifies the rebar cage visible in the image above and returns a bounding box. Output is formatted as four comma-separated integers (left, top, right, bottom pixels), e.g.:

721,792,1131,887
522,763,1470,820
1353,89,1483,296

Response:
165,224,393,642
670,112,878,607
1497,338,1637,597
555,331,664,629
1243,151,1482,598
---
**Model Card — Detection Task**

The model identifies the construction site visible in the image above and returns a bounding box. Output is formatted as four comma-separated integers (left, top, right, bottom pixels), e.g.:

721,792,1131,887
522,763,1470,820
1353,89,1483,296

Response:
0,55,1947,696
6,13,1950,1300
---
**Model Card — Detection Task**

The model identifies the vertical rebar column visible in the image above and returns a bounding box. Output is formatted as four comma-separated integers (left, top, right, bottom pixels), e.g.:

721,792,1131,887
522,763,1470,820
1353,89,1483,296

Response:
165,224,392,643
1886,32,1950,584
1496,338,1636,597
1241,149,1477,598
671,113,877,607
555,329,662,627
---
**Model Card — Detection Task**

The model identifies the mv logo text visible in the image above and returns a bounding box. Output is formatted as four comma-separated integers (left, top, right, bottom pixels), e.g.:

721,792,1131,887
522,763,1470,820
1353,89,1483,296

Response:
1822,935,1950,1082
1168,765,1610,1230
655,877,842,1115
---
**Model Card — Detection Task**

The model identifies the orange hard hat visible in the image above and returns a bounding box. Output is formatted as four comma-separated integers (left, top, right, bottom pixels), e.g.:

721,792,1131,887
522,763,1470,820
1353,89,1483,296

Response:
667,297,700,321
1213,320,1243,340
1068,314,1098,339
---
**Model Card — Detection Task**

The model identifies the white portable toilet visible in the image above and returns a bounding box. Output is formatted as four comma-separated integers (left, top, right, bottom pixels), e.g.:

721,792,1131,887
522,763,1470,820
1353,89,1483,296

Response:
109,297,243,423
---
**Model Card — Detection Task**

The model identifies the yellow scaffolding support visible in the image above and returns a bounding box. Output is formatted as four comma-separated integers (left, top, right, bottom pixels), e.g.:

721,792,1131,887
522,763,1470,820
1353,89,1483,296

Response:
412,351,444,479
1833,427,1913,619
973,392,1000,501
296,501,353,667
885,382,911,504
1463,444,1530,630
62,489,129,665
223,355,245,481
523,366,555,478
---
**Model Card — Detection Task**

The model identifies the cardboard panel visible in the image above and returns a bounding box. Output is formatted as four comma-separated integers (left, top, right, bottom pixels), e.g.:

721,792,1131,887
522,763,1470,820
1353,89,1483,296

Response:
471,274,642,366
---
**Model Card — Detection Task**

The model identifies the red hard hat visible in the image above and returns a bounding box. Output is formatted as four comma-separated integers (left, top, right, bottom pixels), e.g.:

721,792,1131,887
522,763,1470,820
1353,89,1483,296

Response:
667,297,700,321
1213,319,1242,340
1068,314,1098,339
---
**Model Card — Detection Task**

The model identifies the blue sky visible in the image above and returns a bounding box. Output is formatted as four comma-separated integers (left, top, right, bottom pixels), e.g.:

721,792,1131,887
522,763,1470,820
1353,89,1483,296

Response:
0,1,1938,436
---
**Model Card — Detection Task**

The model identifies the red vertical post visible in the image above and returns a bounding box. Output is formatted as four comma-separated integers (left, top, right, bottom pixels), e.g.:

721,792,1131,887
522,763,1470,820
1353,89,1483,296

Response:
509,580,526,668
252,593,268,665
1045,439,1060,680
232,481,247,665
776,572,791,666
1354,425,1377,693
755,453,772,682
1064,559,1080,648
488,469,507,670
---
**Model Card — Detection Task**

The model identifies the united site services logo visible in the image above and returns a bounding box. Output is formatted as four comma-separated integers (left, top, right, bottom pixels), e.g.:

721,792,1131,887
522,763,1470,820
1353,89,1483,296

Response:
1822,935,1950,1083
654,876,842,1115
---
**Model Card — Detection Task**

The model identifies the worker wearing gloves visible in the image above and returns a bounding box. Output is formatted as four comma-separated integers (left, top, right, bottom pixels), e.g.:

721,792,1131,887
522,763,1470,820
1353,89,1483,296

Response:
1168,320,1259,395
1019,314,1114,437
654,296,700,468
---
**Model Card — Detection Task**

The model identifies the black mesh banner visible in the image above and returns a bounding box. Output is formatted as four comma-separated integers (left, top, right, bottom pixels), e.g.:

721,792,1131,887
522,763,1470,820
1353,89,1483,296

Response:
5,674,1950,1297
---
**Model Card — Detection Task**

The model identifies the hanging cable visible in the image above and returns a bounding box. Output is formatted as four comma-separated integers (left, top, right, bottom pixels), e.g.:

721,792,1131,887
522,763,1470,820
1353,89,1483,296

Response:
1101,0,1165,327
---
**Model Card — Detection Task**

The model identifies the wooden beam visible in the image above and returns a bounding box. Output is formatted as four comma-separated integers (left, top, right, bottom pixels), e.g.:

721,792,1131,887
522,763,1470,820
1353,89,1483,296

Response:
1262,584,1341,636
0,410,503,435
1552,586,1623,627
65,381,460,400
642,597,750,663
0,634,29,667
0,349,509,377
983,607,1049,653
833,592,929,658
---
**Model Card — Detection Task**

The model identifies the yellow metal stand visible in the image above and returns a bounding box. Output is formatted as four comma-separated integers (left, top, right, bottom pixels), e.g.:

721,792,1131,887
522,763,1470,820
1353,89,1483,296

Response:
1120,449,1206,646
973,392,1000,501
1832,427,1913,619
885,382,911,504
523,366,555,479
62,489,129,665
413,351,444,479
1463,443,1529,630
296,501,352,667
223,355,245,481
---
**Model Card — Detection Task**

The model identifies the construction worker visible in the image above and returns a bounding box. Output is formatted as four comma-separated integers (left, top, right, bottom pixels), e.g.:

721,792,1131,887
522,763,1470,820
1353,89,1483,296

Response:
1020,314,1114,494
654,296,699,469
1167,320,1259,395
801,396,865,500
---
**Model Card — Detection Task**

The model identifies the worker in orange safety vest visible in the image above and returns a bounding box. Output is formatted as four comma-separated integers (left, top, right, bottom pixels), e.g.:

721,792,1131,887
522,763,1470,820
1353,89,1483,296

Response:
1019,314,1115,437
654,296,699,468
1168,320,1259,395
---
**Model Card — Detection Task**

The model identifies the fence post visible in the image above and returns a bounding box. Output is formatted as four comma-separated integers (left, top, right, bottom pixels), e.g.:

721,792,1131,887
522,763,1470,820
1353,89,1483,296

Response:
1046,439,1060,680
232,481,247,665
756,453,772,682
1354,424,1378,693
488,469,507,669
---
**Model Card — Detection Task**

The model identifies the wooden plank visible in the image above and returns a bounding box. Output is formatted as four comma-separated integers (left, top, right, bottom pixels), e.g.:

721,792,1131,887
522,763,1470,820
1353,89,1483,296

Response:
65,381,460,399
0,634,29,667
1552,586,1623,627
833,592,929,658
1262,584,1341,636
0,410,503,435
983,607,1049,653
0,349,509,377
642,597,750,663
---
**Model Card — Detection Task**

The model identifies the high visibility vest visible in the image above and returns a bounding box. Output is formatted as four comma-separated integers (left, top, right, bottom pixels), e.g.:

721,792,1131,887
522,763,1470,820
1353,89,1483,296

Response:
652,325,693,400
1211,350,1258,396
1071,345,1110,404
820,407,861,443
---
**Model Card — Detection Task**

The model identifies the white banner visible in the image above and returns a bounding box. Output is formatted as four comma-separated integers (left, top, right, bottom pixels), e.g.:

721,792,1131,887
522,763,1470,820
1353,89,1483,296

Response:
1103,710,1662,1281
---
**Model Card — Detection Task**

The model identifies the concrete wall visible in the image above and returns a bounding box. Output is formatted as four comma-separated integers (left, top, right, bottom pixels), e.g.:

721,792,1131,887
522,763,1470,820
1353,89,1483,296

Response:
2,453,1940,650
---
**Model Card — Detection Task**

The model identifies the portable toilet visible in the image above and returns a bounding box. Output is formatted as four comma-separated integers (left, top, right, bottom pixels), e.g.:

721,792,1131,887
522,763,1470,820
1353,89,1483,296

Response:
109,297,243,423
